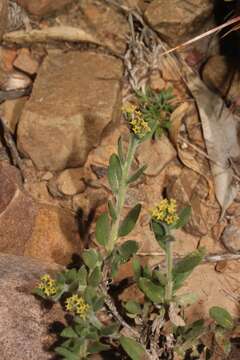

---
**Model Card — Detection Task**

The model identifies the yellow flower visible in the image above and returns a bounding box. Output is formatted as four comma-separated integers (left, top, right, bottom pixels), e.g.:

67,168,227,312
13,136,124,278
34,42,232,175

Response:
129,115,151,138
150,199,179,225
38,274,58,297
122,103,137,114
65,295,90,319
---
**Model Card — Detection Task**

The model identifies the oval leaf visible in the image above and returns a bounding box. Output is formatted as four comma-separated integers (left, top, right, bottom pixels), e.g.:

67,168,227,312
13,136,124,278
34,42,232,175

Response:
209,306,234,330
119,204,141,237
107,154,122,193
173,248,205,274
108,200,117,221
82,249,99,269
120,336,147,360
119,240,139,260
139,277,164,303
124,300,142,314
174,206,191,229
88,266,102,287
96,212,110,246
127,165,147,184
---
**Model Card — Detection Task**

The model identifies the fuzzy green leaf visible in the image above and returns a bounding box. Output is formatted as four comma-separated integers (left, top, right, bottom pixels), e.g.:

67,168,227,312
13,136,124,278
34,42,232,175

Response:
118,136,126,164
61,327,78,339
175,293,198,307
132,258,141,280
108,200,117,221
82,249,99,269
119,204,141,237
55,347,79,360
127,165,147,184
173,248,205,274
173,271,191,291
124,300,142,314
96,212,110,246
120,336,147,360
174,206,191,229
119,240,139,260
101,323,119,336
107,154,122,193
88,341,110,354
209,307,234,330
138,277,164,303
151,220,167,252
215,328,231,354
88,266,102,287
77,265,88,286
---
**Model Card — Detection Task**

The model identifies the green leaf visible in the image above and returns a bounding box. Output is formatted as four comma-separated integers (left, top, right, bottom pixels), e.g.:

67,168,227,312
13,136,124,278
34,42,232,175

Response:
96,212,110,246
215,328,231,354
92,296,105,312
175,293,198,307
120,336,147,360
138,277,164,303
151,220,167,252
55,347,79,360
127,165,147,184
101,323,119,336
61,327,78,339
77,265,87,287
119,240,139,260
107,154,122,193
152,269,167,286
119,204,141,237
88,341,110,354
132,258,141,280
173,271,191,291
82,249,99,269
174,206,191,229
173,248,205,275
209,307,234,330
108,200,117,221
88,266,102,287
124,300,142,314
118,136,126,164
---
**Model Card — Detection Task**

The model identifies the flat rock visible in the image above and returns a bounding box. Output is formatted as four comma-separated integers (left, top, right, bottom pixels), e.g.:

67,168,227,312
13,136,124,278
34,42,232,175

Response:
144,0,213,45
0,0,7,41
136,135,177,176
0,253,63,360
56,168,87,196
221,224,240,253
16,0,74,16
0,163,38,255
17,51,123,171
24,205,82,265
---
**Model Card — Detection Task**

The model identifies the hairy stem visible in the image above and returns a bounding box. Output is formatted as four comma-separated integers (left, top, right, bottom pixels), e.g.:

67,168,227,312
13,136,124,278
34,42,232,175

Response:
107,135,139,253
165,238,173,303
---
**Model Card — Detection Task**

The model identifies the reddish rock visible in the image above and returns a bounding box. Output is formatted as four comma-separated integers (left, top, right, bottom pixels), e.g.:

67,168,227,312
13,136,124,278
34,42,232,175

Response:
0,164,37,255
0,0,7,41
16,0,74,17
14,48,39,75
0,253,63,360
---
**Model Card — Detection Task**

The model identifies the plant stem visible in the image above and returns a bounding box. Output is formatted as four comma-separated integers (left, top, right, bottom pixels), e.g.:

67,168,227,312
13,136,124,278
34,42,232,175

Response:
107,135,139,253
165,238,173,303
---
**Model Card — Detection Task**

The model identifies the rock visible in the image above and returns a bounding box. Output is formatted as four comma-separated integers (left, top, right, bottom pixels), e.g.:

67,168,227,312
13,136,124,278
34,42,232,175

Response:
24,205,82,264
0,0,7,41
136,135,177,176
0,97,27,133
57,0,129,55
0,163,38,255
17,51,123,171
144,0,213,45
221,225,240,253
56,168,87,196
0,253,63,360
202,55,240,102
0,47,17,72
0,70,32,91
16,0,74,16
167,168,220,236
14,48,39,75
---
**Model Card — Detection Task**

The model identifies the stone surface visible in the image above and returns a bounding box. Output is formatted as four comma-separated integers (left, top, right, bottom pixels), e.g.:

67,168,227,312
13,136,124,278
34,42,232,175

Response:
0,0,7,41
57,0,129,55
221,225,240,253
17,51,123,171
56,168,87,196
0,97,27,133
136,135,177,176
144,0,213,45
0,253,63,360
0,163,38,255
24,205,82,265
202,55,240,102
16,0,74,16
14,48,39,75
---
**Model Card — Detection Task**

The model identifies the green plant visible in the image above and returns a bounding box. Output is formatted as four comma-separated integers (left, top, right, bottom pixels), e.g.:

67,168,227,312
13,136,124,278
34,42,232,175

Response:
33,89,237,360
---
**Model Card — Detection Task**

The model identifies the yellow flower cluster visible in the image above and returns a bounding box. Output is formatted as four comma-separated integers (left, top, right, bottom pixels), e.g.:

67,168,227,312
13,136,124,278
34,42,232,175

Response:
122,102,151,138
38,274,58,297
150,199,179,225
65,294,90,318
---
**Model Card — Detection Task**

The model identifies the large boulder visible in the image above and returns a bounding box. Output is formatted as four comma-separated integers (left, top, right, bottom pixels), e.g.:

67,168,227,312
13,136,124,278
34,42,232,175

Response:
16,0,74,16
0,0,7,41
144,0,213,46
0,253,62,360
0,163,81,264
17,51,123,171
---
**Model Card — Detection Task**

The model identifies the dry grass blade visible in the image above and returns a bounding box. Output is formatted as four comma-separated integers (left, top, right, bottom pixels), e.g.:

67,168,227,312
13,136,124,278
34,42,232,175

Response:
161,16,240,55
